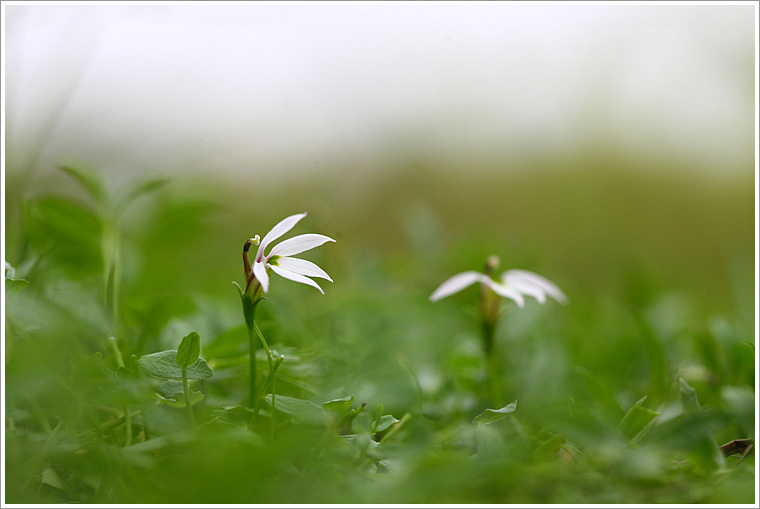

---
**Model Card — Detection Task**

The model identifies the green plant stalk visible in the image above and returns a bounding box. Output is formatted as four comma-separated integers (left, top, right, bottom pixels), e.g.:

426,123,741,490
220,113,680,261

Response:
237,287,260,410
252,353,284,427
486,349,503,408
254,323,276,440
102,208,135,446
479,268,503,408
181,366,195,426
109,335,132,446
481,317,503,407
247,321,257,409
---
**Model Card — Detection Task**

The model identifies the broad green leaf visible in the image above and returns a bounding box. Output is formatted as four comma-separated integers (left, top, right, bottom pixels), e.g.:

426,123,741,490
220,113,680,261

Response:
373,415,399,433
619,396,659,441
679,378,701,413
57,164,105,204
156,380,184,399
157,389,204,408
473,401,517,425
212,405,254,429
264,394,325,425
176,331,201,368
323,396,354,416
138,350,213,380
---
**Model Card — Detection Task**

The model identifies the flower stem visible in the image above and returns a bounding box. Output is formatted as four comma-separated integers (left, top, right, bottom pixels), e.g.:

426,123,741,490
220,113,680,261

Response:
181,366,195,426
486,346,503,408
235,285,260,410
247,321,257,409
254,323,276,440
481,319,503,407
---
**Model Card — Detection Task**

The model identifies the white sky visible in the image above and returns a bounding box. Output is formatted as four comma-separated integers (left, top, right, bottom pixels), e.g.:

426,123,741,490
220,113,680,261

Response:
3,2,757,179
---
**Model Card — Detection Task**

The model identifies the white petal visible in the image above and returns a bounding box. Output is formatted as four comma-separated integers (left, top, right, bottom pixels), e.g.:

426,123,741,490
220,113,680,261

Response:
268,234,335,258
270,265,325,294
253,261,270,293
429,271,487,302
502,270,568,304
486,280,526,308
256,212,307,262
502,277,546,303
274,256,333,281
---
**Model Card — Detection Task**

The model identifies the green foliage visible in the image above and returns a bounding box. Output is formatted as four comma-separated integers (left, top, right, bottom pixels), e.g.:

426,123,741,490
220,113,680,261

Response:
138,350,213,380
176,332,201,368
473,401,518,424
5,261,29,299
3,158,755,504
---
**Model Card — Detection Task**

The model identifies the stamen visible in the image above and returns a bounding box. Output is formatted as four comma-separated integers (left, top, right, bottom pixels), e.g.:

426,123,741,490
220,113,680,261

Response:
243,235,261,252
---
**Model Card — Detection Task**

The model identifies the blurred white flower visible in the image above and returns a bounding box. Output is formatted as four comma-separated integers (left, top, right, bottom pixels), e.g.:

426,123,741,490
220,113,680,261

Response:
245,212,334,295
430,267,567,308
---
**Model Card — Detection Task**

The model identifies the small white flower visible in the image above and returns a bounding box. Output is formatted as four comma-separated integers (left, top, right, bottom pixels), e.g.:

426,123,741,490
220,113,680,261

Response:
246,212,335,295
430,267,567,308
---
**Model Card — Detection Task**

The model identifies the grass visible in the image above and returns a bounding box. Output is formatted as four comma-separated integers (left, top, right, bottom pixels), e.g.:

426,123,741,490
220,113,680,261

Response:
3,152,756,504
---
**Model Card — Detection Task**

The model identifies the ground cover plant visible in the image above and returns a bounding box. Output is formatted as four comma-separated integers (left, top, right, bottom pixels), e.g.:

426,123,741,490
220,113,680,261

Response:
3,154,756,504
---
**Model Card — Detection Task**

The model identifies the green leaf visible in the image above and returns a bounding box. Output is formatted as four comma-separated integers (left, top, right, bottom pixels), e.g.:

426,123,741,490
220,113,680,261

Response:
114,177,169,215
25,197,103,275
138,350,213,380
533,432,566,462
176,331,201,368
264,394,325,425
473,401,517,424
156,380,185,399
619,396,659,441
157,389,205,408
40,465,68,494
373,415,400,433
212,405,255,429
5,262,29,299
679,378,701,413
5,261,18,280
323,396,354,416
57,164,105,204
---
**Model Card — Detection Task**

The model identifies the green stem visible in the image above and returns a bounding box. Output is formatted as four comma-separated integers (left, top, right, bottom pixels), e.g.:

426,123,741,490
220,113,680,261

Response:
254,323,276,440
181,366,195,426
247,322,257,408
482,319,503,407
237,288,259,410
109,336,133,446
486,347,503,408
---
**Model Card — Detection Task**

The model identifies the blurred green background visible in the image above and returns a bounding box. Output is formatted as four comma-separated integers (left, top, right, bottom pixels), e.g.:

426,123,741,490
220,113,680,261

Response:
4,150,755,503
3,3,756,504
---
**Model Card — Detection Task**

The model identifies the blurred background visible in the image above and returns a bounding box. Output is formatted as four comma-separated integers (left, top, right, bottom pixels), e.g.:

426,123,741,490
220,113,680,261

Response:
5,2,756,310
3,3,757,503
4,3,755,177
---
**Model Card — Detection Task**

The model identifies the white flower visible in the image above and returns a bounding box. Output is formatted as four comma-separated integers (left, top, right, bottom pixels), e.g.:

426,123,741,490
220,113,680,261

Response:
245,212,335,295
430,267,567,308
